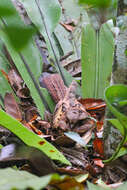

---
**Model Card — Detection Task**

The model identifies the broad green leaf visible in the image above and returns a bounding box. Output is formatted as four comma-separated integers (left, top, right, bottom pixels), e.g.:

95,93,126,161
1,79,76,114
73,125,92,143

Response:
104,85,127,161
0,0,36,51
81,23,114,98
114,147,127,159
78,0,112,8
0,110,71,165
0,1,15,17
3,25,36,51
97,23,114,98
108,119,124,136
0,168,54,190
105,85,127,129
81,24,96,98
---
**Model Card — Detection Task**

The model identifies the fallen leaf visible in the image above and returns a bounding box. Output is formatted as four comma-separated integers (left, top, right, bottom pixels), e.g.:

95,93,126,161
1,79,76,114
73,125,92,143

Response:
93,138,104,157
60,22,75,32
8,69,23,92
4,93,22,121
79,98,106,111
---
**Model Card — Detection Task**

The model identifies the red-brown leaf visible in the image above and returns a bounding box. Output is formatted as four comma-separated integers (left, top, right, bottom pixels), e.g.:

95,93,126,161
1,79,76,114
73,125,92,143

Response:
93,138,104,157
78,98,106,111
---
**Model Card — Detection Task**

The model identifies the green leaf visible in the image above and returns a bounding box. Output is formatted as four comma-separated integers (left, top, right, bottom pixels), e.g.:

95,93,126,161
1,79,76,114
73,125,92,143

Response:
0,168,54,190
0,0,37,51
19,0,61,35
81,24,96,98
0,51,10,73
0,30,46,118
0,71,13,107
116,181,127,190
104,85,127,162
78,0,112,8
0,1,15,17
87,181,109,190
0,110,71,165
19,0,61,57
40,88,55,113
81,23,114,98
108,119,124,136
0,0,55,117
114,147,127,159
105,85,127,129
3,25,36,51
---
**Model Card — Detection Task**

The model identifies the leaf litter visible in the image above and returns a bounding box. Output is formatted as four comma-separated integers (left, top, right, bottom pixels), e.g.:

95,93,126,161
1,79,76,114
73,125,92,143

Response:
1,69,127,189
0,0,127,189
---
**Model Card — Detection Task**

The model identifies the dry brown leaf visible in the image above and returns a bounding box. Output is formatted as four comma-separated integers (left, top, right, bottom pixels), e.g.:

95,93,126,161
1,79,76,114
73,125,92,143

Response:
4,93,22,121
